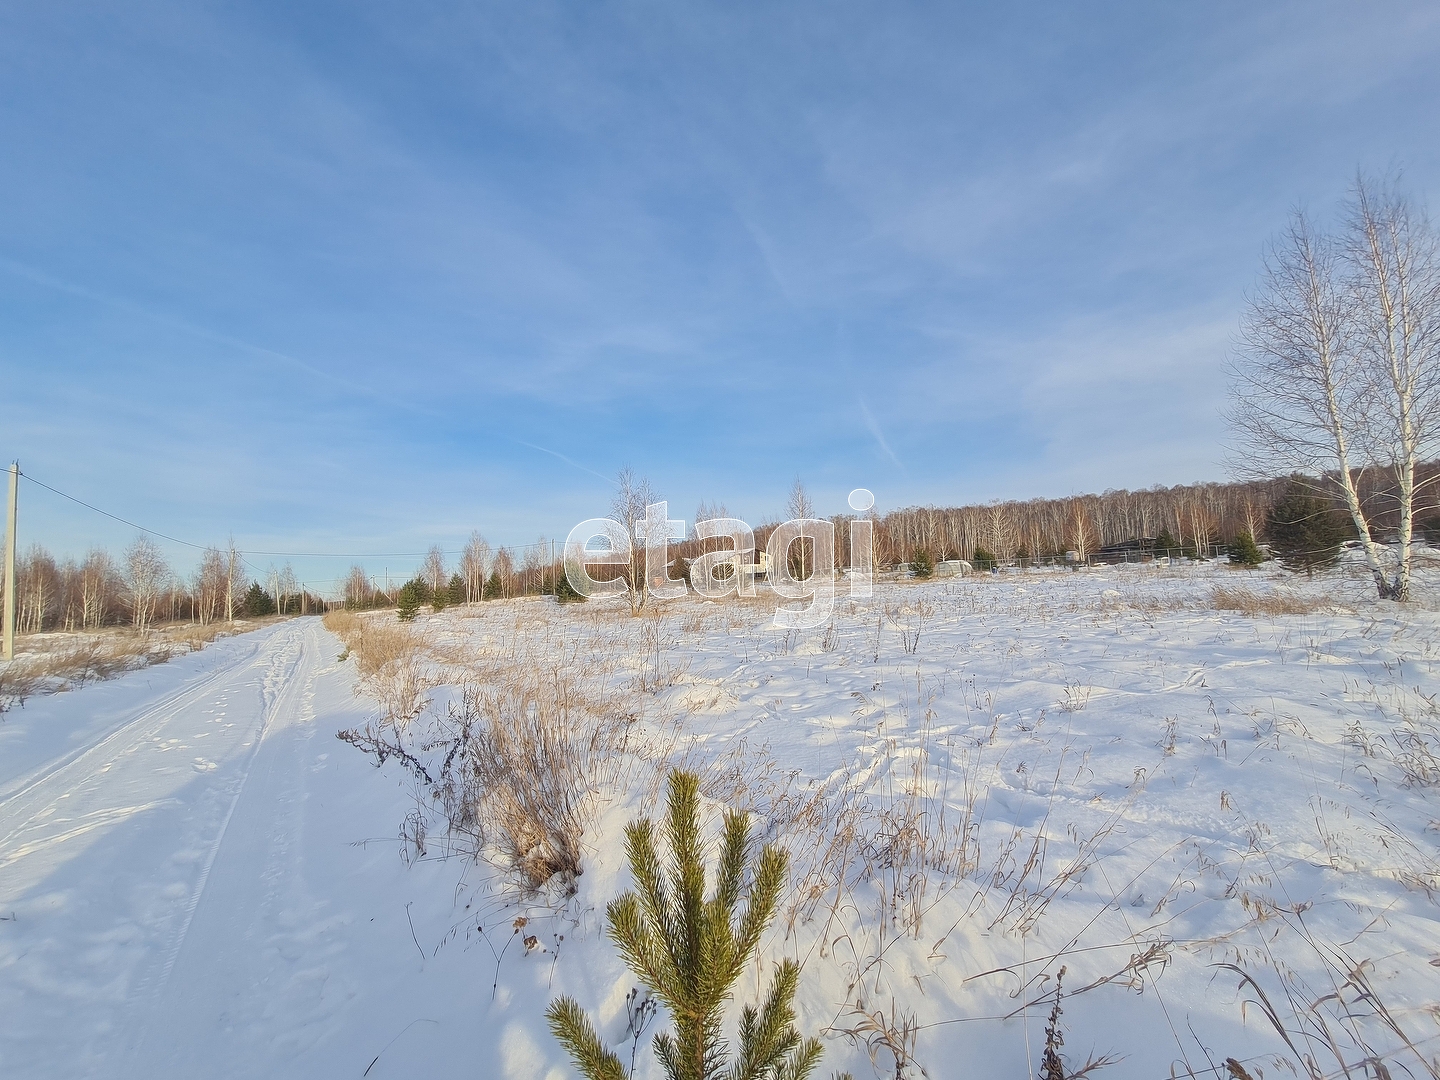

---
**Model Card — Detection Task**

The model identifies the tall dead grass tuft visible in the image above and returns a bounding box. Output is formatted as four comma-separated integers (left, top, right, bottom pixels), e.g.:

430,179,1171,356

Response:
159,622,231,654
322,608,361,639
0,661,39,710
432,676,623,893
831,999,925,1079
339,609,641,893
1211,586,1328,617
325,610,433,724
634,611,689,693
885,601,933,656
1216,934,1440,1080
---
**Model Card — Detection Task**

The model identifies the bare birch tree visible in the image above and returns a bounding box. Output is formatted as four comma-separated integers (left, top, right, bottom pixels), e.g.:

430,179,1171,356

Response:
276,564,297,614
225,538,243,623
193,547,228,626
1066,498,1098,561
17,545,57,633
81,549,115,628
785,477,815,581
422,545,447,596
343,564,372,608
694,499,731,526
611,467,659,613
125,535,169,633
1345,176,1440,599
985,503,1015,562
492,547,515,598
461,531,490,603
1229,177,1440,599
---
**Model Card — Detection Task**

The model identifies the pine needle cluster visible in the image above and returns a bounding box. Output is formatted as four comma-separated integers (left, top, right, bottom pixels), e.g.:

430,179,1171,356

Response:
546,770,842,1080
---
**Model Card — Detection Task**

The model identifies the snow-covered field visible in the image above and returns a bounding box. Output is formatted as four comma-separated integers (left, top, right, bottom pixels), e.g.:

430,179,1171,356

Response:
3,561,1439,1079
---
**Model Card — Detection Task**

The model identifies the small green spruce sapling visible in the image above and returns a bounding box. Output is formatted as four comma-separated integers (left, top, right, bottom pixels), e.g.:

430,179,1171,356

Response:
1226,530,1265,568
396,579,424,622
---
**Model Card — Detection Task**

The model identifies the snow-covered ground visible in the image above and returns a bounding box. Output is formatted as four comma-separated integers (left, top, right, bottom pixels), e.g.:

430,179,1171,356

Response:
3,561,1438,1079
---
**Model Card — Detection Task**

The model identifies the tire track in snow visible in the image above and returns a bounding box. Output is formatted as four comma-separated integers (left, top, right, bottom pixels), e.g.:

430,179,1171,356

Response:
0,801,180,868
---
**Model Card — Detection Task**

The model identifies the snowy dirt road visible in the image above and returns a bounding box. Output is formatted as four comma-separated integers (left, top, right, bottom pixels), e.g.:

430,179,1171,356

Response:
0,618,468,1080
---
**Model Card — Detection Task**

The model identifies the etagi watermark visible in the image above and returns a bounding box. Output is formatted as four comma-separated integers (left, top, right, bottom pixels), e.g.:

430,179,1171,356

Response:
563,488,876,629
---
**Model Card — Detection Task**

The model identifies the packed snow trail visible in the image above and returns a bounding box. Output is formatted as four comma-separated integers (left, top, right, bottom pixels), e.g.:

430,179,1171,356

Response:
0,617,542,1080
0,618,467,1080
0,619,309,1073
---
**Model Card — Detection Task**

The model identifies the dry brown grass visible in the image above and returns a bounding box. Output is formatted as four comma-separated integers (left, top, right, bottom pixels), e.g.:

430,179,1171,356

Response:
324,611,433,724
885,600,933,655
433,669,631,892
1096,591,1186,616
322,608,361,638
157,621,235,653
336,599,658,892
350,622,421,678
0,620,257,709
47,636,169,684
0,658,41,706
1210,585,1328,616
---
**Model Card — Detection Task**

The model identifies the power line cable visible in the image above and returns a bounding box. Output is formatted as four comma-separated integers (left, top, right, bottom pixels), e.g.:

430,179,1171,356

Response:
18,470,269,580
17,470,559,559
22,471,211,550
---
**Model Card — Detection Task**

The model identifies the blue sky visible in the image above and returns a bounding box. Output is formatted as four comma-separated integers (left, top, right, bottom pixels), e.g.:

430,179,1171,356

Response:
3,2,1438,590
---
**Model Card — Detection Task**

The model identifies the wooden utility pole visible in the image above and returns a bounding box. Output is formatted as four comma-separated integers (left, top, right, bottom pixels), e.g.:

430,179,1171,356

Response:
3,462,16,660
225,544,237,623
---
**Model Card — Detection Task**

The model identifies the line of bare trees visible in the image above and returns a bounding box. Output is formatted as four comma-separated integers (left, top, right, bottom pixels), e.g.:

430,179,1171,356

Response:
335,452,1440,620
815,464,1440,571
341,531,562,610
866,481,1267,566
714,467,1440,574
1,535,320,635
688,477,1276,577
331,439,1440,624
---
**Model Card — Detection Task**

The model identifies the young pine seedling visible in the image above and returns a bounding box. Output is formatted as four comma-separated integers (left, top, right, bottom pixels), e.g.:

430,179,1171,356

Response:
546,769,847,1080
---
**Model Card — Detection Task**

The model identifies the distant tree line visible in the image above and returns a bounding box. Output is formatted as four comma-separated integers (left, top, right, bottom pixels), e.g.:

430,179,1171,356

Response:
342,463,1440,623
865,467,1440,569
16,456,1431,640
342,533,579,614
1,535,322,635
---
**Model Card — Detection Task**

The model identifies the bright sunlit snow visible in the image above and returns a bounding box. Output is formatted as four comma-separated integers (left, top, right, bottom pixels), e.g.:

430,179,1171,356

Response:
2,560,1437,1079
